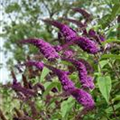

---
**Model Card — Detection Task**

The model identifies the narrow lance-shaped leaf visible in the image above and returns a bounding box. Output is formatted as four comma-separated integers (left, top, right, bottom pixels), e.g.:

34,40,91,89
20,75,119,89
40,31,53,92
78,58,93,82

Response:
99,3,120,28
97,76,112,103
101,54,120,60
43,82,61,97
40,67,50,82
61,97,75,118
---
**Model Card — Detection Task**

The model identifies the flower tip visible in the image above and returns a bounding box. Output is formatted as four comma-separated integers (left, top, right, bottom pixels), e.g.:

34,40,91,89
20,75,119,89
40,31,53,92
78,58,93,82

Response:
42,19,63,29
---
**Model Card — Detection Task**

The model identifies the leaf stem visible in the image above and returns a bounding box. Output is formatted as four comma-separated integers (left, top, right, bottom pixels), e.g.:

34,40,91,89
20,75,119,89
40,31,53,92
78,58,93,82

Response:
110,100,118,120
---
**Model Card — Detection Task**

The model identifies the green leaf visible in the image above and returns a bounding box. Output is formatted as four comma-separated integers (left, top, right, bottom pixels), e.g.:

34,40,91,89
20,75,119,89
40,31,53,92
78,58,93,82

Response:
100,3,120,28
61,97,75,119
97,76,112,103
5,3,21,13
111,0,120,4
112,95,120,102
40,67,50,82
101,54,120,60
99,60,109,68
102,38,120,45
43,82,61,97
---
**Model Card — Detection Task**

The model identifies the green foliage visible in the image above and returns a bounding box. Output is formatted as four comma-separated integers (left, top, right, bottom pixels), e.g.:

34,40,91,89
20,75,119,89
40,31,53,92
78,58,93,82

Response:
5,2,21,13
61,97,75,119
40,67,50,82
101,54,120,60
97,76,112,103
43,82,61,97
98,0,120,29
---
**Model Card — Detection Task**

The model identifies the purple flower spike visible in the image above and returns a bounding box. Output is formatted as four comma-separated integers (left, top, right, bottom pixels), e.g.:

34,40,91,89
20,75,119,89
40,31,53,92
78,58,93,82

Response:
46,65,75,91
62,58,94,90
86,76,95,89
24,61,44,71
43,19,77,42
63,49,75,58
42,19,63,29
53,69,75,91
20,38,59,61
72,60,89,88
76,37,99,54
12,82,36,97
89,29,105,42
79,59,94,73
57,71,75,91
75,61,94,89
71,88,95,109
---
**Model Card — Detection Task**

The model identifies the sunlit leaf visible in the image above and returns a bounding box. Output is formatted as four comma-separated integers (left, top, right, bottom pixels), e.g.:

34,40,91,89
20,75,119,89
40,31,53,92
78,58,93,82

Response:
61,97,75,118
101,54,120,60
97,76,112,103
43,82,61,97
40,67,50,82
5,3,21,13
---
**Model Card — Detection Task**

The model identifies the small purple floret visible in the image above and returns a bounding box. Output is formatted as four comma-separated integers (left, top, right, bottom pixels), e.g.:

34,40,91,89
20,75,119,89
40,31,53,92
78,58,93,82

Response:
89,29,105,42
99,34,105,41
63,49,75,58
54,45,62,52
24,61,44,70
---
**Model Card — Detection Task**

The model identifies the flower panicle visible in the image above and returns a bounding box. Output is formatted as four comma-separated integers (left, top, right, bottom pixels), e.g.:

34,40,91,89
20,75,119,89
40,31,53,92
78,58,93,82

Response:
43,19,77,42
45,65,75,91
75,37,100,54
78,58,94,73
42,19,63,29
71,88,95,109
89,29,105,42
20,38,59,61
62,58,95,89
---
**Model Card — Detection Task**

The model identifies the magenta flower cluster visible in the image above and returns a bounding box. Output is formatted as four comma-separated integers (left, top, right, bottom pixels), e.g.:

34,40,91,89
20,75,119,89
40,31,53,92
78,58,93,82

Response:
23,60,95,109
43,20,77,43
62,58,95,90
20,38,59,61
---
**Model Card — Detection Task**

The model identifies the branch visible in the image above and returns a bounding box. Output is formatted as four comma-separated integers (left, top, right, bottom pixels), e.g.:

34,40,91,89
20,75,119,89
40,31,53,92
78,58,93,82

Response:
0,109,7,120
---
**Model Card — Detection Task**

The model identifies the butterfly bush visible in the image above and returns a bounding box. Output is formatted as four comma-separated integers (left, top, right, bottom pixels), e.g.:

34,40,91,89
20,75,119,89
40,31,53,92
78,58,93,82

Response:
7,7,106,119
19,19,99,109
